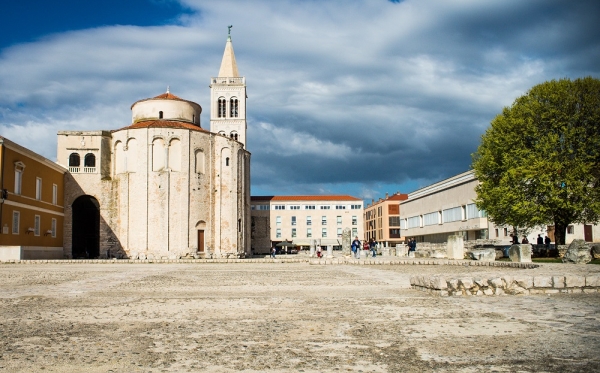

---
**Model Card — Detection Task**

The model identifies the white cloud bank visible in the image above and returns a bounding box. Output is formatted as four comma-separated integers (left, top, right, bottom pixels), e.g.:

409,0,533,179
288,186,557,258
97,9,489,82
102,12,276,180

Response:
1,0,598,199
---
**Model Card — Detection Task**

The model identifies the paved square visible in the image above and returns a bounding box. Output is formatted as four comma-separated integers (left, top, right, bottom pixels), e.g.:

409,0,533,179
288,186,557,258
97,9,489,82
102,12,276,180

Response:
0,262,599,372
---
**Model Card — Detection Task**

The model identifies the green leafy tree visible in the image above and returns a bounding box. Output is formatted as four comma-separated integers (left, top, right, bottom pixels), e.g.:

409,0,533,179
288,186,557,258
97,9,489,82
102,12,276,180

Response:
472,77,600,245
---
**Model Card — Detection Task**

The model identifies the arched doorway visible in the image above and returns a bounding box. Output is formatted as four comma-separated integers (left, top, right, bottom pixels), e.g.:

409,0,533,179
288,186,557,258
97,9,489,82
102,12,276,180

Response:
72,195,100,259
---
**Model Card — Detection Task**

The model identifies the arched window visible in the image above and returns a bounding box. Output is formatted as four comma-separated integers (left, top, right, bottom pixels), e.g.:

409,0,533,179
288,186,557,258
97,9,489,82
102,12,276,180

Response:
226,157,230,166
218,97,226,118
168,138,181,172
115,141,125,174
235,133,238,141
159,111,163,119
195,150,205,174
69,153,80,167
152,138,166,171
230,97,238,117
84,153,96,167
126,138,137,172
230,131,238,141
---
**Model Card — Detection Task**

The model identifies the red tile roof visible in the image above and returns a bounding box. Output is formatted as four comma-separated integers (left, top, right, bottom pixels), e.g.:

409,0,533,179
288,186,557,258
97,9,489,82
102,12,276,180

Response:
252,195,362,202
388,193,408,201
153,92,182,100
113,120,209,133
130,92,202,112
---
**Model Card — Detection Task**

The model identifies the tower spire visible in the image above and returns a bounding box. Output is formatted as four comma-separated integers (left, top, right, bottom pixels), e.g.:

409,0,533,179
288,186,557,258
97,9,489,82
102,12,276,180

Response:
218,26,239,77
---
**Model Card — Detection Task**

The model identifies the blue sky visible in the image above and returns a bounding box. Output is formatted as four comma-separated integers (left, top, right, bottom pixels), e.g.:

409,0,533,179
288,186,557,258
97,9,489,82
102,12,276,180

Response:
1,0,599,202
0,0,191,49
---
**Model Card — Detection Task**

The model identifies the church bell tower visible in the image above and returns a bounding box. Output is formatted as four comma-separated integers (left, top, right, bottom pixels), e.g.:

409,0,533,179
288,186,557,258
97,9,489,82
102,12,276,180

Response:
210,26,247,147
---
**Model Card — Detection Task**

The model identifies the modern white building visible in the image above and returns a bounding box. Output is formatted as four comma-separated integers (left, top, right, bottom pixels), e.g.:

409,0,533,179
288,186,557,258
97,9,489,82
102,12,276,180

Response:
400,170,599,245
250,195,364,254
56,32,251,259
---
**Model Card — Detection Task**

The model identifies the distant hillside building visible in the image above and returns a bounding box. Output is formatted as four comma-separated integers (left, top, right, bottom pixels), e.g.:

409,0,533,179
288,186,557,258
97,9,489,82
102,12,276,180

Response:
56,33,251,259
251,195,364,254
0,136,66,260
364,192,408,246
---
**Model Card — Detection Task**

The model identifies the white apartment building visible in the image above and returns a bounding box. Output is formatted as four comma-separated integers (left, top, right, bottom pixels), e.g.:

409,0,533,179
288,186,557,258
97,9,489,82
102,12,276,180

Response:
251,195,364,254
400,170,599,245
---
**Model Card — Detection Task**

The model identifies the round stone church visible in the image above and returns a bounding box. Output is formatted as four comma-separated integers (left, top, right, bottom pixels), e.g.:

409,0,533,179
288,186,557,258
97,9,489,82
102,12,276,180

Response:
56,34,250,259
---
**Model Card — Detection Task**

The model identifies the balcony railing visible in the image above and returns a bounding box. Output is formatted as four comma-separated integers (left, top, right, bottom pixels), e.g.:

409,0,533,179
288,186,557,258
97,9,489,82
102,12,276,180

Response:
69,167,96,173
211,77,245,85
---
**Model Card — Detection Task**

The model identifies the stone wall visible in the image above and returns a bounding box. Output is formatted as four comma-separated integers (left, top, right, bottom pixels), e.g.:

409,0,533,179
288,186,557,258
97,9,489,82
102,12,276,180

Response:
411,274,600,296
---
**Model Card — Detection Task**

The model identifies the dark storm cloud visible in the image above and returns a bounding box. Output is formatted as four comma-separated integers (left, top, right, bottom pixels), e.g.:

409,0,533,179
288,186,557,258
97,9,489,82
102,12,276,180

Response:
1,0,599,200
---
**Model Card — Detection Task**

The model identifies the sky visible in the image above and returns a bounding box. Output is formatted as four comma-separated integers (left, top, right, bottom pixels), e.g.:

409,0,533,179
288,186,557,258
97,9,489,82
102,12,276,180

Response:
1,0,599,203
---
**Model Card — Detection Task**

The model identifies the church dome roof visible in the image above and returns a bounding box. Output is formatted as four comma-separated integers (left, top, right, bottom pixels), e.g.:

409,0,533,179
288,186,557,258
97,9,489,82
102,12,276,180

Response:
153,92,182,100
130,90,201,111
129,89,203,128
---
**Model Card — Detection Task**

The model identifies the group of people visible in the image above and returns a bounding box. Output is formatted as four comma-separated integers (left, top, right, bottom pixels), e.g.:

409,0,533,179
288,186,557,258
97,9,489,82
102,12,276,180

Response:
511,234,551,248
351,237,378,258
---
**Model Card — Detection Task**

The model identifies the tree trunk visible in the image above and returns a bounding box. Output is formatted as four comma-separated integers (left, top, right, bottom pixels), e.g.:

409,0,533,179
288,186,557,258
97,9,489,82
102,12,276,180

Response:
554,221,568,245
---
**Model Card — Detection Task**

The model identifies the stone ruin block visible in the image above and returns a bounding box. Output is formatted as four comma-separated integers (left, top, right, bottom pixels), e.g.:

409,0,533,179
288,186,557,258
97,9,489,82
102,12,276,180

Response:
396,244,408,257
447,235,464,260
552,276,565,288
513,275,533,289
592,244,600,259
533,276,552,288
562,239,592,264
509,244,532,263
488,277,504,288
429,276,448,290
586,276,600,287
469,249,496,261
565,275,585,288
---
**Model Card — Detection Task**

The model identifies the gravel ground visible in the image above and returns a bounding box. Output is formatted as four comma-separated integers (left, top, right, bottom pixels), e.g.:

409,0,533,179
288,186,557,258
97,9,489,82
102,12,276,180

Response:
0,262,599,372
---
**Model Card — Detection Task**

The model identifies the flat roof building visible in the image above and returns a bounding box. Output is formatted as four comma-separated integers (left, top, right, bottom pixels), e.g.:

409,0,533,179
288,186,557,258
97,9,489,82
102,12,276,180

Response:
364,192,408,246
400,170,599,245
251,195,364,254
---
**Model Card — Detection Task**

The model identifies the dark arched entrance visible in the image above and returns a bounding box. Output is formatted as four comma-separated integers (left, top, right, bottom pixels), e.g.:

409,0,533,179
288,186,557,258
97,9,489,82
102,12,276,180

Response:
72,195,100,259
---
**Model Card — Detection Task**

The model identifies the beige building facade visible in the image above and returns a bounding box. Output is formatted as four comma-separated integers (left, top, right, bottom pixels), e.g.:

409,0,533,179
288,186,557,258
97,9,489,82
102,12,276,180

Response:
400,170,600,245
0,136,66,260
251,196,364,254
56,34,251,259
364,192,408,246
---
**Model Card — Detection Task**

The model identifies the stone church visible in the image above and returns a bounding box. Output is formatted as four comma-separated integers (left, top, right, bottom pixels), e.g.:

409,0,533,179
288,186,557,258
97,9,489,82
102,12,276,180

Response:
56,33,251,259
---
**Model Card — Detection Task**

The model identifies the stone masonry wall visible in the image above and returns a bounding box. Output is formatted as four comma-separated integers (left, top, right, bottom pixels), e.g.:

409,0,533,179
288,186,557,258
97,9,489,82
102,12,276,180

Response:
411,274,600,296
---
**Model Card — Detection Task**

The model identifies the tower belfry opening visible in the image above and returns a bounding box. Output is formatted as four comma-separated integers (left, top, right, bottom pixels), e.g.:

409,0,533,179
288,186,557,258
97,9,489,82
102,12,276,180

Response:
210,26,247,146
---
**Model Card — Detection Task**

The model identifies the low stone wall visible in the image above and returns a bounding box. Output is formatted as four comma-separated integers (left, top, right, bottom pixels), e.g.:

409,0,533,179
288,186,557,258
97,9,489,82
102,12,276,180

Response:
411,274,600,296
0,258,311,264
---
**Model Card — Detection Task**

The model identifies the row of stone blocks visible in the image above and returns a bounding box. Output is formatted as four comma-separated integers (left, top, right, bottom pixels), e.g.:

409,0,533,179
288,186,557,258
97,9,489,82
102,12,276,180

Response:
309,259,538,268
1,258,311,264
410,274,600,296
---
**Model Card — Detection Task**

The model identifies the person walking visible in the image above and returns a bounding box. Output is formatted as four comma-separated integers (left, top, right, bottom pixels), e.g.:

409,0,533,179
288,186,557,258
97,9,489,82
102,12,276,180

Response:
351,237,361,259
271,246,276,259
370,239,377,258
537,234,543,245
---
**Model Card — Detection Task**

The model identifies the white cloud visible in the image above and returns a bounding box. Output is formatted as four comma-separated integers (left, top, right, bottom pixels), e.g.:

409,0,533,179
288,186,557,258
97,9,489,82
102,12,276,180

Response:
1,0,598,199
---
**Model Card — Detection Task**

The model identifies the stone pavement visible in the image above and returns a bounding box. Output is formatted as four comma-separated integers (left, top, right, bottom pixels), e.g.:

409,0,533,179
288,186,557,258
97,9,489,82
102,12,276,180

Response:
0,262,599,372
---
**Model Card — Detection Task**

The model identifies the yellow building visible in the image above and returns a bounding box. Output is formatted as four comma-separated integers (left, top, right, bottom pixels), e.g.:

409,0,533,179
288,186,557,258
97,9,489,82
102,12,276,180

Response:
0,136,66,260
364,192,408,246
